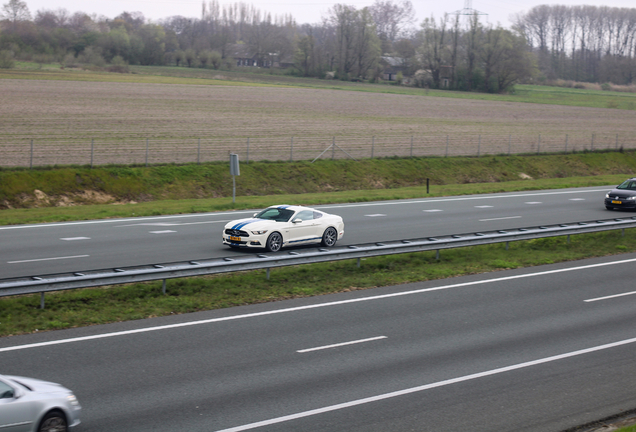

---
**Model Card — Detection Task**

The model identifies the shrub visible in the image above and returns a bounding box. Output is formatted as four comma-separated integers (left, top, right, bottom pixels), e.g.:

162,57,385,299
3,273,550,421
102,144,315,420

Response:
0,50,15,69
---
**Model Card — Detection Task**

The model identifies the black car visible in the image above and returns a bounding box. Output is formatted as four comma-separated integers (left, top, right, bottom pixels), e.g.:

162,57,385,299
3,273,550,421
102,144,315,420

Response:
605,178,636,210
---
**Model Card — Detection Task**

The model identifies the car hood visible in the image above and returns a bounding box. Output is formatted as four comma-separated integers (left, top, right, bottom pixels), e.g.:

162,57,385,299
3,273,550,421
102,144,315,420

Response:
225,218,273,231
5,375,70,394
608,189,636,198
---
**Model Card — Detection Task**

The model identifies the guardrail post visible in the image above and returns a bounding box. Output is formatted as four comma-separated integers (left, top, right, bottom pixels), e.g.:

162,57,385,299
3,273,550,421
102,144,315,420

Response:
436,250,440,260
266,268,270,280
162,279,167,295
357,258,361,268
40,292,45,309
505,241,509,250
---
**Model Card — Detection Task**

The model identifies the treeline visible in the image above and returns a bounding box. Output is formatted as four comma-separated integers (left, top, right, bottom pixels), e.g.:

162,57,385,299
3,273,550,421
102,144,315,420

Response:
515,4,636,84
1,0,634,91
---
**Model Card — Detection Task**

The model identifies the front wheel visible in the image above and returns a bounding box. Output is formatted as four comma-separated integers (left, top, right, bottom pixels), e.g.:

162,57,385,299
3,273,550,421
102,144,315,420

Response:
321,227,338,247
39,411,67,432
265,232,283,252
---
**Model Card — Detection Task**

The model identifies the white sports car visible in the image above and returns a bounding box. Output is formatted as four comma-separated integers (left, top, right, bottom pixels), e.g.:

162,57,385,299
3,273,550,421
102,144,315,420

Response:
223,205,344,252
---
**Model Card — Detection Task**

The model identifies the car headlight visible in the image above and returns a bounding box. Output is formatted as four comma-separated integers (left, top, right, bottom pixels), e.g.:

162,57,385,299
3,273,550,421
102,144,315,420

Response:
67,394,79,406
606,193,610,198
628,196,636,200
251,230,268,235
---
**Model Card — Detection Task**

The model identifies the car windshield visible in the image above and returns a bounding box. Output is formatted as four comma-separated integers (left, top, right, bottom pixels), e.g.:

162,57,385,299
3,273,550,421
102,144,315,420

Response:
617,180,636,190
255,207,295,222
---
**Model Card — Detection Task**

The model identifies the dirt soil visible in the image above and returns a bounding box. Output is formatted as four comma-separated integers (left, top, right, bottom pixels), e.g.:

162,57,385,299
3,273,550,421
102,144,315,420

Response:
2,79,636,166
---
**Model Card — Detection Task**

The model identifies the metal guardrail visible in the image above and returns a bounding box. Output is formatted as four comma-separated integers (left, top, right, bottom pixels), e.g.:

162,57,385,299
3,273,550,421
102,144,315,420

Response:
2,217,636,304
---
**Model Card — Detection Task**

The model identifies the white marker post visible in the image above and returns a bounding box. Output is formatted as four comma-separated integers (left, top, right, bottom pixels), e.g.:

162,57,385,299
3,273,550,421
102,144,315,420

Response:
230,153,240,203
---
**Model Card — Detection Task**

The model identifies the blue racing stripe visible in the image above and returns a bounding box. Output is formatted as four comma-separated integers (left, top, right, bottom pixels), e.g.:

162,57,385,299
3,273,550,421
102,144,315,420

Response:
232,219,261,230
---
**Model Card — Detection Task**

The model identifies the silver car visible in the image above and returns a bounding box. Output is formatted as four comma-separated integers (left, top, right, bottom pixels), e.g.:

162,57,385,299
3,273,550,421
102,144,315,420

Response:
0,373,81,432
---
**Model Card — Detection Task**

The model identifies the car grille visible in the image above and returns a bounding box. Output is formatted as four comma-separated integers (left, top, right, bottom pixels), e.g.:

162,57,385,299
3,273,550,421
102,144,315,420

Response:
225,229,250,237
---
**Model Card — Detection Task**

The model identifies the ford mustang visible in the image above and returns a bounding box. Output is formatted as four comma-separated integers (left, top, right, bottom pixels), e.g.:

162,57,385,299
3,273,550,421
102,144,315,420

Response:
223,205,344,252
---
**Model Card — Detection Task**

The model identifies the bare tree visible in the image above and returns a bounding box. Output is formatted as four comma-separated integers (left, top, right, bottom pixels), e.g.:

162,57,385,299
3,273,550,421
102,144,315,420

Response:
1,0,31,28
369,0,415,48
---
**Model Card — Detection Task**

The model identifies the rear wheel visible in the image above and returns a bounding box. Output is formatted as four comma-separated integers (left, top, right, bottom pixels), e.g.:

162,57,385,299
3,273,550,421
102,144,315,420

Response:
321,227,338,247
265,232,283,252
39,411,67,432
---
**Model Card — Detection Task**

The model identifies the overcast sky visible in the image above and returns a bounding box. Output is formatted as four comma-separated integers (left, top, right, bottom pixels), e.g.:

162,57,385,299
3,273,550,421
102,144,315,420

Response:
19,0,636,28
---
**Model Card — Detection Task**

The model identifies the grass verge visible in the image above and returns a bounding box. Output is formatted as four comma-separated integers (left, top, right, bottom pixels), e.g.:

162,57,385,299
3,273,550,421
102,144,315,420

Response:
1,228,635,337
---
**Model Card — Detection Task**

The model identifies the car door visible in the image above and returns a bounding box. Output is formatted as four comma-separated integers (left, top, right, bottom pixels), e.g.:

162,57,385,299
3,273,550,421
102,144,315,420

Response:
0,379,34,432
287,210,320,244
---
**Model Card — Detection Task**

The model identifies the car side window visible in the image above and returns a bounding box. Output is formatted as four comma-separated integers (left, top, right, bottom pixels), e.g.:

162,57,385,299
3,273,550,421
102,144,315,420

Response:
296,210,314,221
313,211,323,219
0,381,14,399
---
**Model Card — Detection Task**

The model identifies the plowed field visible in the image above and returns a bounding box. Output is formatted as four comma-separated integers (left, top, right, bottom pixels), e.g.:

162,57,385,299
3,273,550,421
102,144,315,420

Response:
2,79,635,166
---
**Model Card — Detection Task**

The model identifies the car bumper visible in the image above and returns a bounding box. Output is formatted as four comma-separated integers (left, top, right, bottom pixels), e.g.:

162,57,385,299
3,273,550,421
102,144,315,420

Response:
605,198,636,208
222,233,267,248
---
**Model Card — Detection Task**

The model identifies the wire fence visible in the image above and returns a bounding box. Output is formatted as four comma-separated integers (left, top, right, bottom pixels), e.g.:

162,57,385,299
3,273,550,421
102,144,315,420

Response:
1,133,632,168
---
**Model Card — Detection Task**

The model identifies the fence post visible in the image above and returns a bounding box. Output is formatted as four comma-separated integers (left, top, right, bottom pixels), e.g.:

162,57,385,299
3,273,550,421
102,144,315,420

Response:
537,134,540,154
445,135,449,157
591,134,594,151
477,135,481,157
565,134,568,153
197,138,201,164
30,139,33,169
332,137,335,160
410,135,413,157
91,138,94,168
290,137,293,162
246,138,250,164
508,135,511,156
371,136,374,158
145,138,149,167
616,133,619,150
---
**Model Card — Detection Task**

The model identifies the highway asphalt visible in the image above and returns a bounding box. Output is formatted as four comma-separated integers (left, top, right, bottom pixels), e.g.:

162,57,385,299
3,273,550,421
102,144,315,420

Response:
1,253,636,431
0,186,617,279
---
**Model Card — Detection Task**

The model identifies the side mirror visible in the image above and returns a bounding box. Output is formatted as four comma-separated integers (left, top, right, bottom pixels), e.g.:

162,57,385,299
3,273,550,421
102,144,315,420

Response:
253,213,258,217
292,218,303,224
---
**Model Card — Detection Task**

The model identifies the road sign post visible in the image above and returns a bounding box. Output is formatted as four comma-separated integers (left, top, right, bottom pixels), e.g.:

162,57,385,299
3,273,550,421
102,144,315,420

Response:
230,153,240,203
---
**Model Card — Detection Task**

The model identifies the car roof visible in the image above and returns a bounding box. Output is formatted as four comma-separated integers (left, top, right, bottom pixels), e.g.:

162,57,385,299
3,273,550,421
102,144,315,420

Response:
266,205,318,213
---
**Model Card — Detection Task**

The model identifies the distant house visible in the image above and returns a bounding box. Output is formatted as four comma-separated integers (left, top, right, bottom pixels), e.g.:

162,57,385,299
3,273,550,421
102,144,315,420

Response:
440,65,453,88
381,56,409,81
227,44,293,69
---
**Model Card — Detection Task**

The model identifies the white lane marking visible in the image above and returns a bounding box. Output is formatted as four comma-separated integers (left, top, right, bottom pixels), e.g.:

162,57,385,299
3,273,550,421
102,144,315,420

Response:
117,220,230,227
423,209,443,212
3,256,636,354
215,336,636,432
323,188,610,210
585,290,636,302
0,188,610,231
150,230,176,234
525,202,542,205
8,255,90,264
479,216,522,222
297,336,387,353
475,205,493,208
60,237,90,241
365,214,387,218
570,198,586,201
